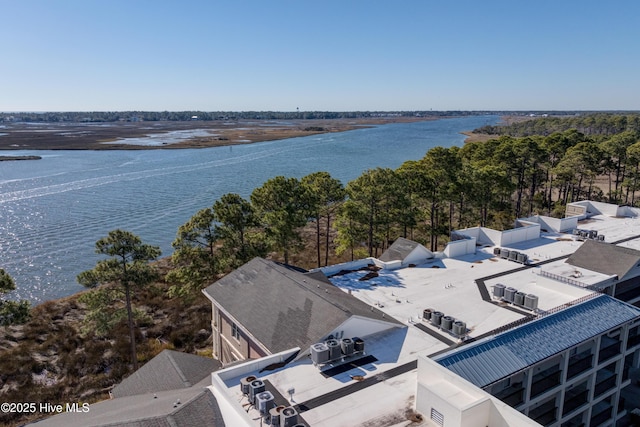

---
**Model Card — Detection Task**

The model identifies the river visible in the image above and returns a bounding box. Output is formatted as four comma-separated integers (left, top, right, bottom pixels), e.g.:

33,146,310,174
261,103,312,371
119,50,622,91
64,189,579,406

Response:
0,115,498,303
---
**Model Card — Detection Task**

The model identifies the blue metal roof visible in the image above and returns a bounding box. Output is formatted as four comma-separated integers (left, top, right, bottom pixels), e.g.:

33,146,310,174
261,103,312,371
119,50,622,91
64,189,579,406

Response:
436,295,640,388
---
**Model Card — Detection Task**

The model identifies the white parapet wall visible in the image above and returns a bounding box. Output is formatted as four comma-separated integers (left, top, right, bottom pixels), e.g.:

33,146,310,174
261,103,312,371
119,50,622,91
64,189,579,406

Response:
519,215,578,233
444,236,477,258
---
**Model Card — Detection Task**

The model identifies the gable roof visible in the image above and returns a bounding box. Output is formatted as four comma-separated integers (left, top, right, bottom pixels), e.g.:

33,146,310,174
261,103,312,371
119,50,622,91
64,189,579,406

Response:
32,383,224,427
566,239,640,280
111,350,221,398
378,237,422,262
436,294,640,388
203,257,400,354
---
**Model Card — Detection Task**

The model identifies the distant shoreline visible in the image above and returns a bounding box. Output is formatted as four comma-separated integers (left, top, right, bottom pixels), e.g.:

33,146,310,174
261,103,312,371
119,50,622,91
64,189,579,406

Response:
0,117,442,151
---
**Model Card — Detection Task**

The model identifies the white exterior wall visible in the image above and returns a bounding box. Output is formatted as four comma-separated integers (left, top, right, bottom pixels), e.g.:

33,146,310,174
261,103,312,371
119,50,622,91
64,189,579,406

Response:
403,245,435,265
499,224,541,246
444,237,477,258
519,215,577,233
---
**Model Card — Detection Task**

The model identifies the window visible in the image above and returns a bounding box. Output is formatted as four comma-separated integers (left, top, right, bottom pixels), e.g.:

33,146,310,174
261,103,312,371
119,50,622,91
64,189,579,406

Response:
232,323,240,340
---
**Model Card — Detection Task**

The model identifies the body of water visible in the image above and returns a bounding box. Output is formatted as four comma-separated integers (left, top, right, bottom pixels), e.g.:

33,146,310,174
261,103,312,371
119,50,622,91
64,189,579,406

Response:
0,116,498,303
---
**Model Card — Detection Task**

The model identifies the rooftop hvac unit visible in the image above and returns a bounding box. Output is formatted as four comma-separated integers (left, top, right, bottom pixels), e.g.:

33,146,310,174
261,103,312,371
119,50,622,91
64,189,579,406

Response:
514,291,526,306
240,375,257,395
249,379,265,405
280,406,299,427
341,338,354,356
353,337,365,353
441,315,454,331
257,391,275,415
517,252,528,264
493,247,502,256
504,287,517,303
452,320,466,336
493,283,506,298
572,228,580,236
598,234,605,241
580,230,589,238
431,311,444,326
325,339,341,361
500,248,510,259
269,406,286,426
310,342,330,365
509,251,519,261
588,230,598,239
524,294,539,310
423,308,434,320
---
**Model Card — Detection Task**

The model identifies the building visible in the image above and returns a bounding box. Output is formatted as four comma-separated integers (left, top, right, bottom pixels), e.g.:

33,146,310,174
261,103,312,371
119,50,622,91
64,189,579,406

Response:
202,257,401,364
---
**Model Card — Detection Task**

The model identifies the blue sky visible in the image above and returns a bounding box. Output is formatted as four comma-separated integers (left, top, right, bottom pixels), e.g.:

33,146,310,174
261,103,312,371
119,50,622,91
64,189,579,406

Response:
1,1,639,111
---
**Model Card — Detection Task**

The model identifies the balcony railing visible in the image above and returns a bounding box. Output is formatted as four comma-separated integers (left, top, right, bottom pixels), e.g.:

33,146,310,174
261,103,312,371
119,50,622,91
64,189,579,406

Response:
594,374,617,397
590,406,613,426
493,384,525,406
598,340,621,364
563,389,589,416
567,353,593,379
531,369,561,398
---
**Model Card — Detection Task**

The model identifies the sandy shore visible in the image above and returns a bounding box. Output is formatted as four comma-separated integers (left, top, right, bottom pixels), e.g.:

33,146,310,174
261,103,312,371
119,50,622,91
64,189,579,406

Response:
0,117,439,151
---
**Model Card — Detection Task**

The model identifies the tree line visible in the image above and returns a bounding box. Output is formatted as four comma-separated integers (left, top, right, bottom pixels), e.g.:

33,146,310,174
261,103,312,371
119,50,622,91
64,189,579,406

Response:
476,112,640,137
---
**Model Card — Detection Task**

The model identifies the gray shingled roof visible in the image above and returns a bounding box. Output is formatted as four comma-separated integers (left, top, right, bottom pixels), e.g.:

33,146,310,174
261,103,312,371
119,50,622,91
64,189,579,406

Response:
111,350,221,398
437,294,640,388
31,383,225,427
378,237,421,262
566,239,640,280
203,257,400,354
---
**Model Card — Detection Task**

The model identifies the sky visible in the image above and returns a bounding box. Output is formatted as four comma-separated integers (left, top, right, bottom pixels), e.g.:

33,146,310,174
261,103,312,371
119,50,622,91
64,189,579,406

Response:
1,1,639,112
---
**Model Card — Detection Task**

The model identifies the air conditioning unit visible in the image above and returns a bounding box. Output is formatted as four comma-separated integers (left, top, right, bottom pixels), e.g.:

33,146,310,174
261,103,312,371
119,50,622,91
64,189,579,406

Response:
326,339,341,361
249,379,265,405
240,375,257,395
257,391,275,415
441,315,454,331
353,337,365,353
341,338,354,356
452,320,466,336
269,405,286,426
280,406,299,427
310,342,330,365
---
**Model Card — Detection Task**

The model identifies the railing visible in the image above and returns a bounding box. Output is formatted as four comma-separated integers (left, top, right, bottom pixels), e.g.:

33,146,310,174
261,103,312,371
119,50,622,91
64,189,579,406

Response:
486,293,601,338
493,384,525,406
598,342,621,364
539,270,591,288
562,389,589,416
567,353,593,379
590,406,613,426
531,369,562,397
594,375,617,397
